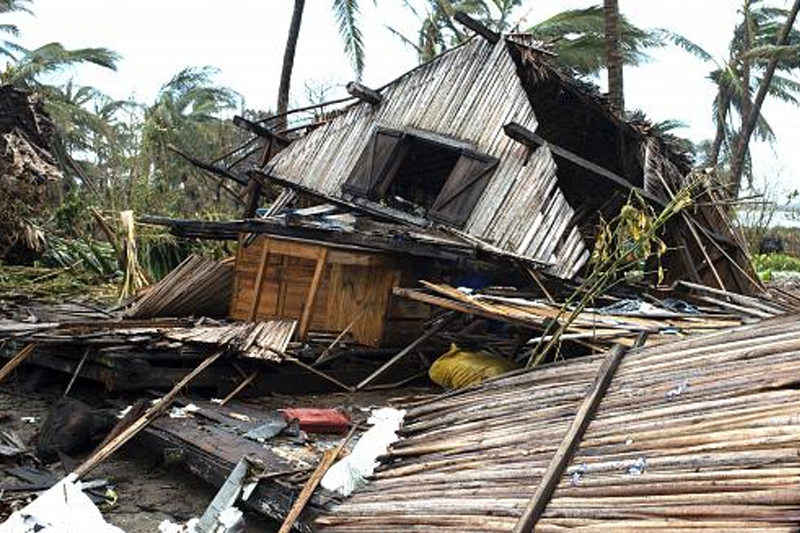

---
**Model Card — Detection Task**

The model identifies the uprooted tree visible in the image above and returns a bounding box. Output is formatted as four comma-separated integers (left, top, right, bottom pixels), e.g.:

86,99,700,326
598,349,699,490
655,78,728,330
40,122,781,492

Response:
0,85,62,262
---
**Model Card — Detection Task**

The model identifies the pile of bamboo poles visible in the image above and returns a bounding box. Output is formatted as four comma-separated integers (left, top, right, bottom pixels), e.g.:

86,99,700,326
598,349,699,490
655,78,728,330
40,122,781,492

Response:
126,255,234,318
317,313,800,532
394,281,791,351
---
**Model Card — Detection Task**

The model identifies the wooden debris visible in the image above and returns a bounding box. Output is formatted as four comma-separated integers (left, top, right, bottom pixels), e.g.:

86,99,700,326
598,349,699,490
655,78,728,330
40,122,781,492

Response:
126,255,234,319
316,314,800,532
73,349,226,478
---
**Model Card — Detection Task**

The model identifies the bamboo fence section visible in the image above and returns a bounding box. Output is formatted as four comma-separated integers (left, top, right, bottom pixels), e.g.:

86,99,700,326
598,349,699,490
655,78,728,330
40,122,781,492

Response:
317,313,800,532
126,254,234,318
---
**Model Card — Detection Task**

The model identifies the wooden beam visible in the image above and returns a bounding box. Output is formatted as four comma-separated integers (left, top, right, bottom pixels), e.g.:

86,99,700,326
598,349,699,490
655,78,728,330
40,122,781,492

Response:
73,349,227,479
355,313,456,391
0,343,36,384
233,115,292,147
346,82,383,105
220,371,258,406
454,12,500,44
512,345,627,533
503,122,664,207
248,238,272,321
168,144,248,186
276,426,357,533
298,248,328,339
242,177,263,219
249,169,431,228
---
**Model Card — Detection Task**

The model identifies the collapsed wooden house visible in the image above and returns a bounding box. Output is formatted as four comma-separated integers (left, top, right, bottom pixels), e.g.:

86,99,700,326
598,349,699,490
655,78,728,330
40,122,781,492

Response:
148,18,761,354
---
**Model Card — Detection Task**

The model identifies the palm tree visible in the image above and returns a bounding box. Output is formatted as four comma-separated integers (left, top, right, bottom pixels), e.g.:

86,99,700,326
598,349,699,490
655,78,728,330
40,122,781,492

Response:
388,0,522,62
728,0,800,196
277,0,306,127
528,6,663,77
136,66,241,214
391,1,666,81
0,0,30,61
603,0,624,112
675,1,800,194
276,0,367,127
1,42,119,88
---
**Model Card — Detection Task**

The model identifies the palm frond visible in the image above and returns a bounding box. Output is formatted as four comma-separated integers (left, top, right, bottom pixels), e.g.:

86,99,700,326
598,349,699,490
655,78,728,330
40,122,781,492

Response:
332,0,365,79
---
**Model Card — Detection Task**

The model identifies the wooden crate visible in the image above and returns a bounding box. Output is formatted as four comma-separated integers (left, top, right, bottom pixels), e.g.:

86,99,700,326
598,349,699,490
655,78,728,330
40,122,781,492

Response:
231,235,402,347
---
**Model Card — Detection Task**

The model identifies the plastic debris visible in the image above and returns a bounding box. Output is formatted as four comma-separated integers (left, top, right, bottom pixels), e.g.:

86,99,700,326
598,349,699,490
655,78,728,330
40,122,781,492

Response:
666,380,689,400
661,298,699,314
569,463,588,486
321,408,405,496
627,457,647,476
168,404,200,419
429,343,518,389
0,473,125,533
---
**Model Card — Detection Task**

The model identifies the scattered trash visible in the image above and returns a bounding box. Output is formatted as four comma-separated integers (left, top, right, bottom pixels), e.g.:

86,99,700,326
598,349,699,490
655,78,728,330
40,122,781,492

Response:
169,404,200,419
666,380,690,400
0,474,125,533
627,457,647,476
429,343,518,389
281,408,351,435
569,463,588,486
322,408,405,496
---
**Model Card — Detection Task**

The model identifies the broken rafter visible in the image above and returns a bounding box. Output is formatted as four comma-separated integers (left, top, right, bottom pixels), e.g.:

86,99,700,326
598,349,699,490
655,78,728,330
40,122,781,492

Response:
346,82,383,106
233,115,292,147
512,344,627,533
454,12,500,44
168,144,248,187
503,122,663,207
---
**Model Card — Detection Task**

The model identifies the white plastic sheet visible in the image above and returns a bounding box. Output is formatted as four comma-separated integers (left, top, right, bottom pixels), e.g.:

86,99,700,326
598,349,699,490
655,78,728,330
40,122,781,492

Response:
0,474,124,533
321,407,405,496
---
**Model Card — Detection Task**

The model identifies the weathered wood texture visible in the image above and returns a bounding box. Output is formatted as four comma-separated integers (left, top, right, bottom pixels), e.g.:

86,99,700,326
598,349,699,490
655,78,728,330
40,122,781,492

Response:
231,236,401,347
266,38,588,279
317,313,800,532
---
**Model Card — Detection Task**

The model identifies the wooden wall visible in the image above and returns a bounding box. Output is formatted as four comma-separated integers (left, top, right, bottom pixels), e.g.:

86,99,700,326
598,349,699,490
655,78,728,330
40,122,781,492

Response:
231,236,406,347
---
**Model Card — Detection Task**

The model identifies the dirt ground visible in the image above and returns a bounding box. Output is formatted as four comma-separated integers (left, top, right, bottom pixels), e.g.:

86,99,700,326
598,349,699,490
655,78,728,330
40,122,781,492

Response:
0,367,431,533
0,371,278,533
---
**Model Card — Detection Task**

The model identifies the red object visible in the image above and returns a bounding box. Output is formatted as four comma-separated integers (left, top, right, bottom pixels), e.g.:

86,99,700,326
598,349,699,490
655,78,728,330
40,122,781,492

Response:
281,408,351,434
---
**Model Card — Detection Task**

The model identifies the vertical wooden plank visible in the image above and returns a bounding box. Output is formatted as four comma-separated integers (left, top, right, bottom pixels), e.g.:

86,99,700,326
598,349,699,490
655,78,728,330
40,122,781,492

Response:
276,254,288,316
298,248,328,339
248,237,272,321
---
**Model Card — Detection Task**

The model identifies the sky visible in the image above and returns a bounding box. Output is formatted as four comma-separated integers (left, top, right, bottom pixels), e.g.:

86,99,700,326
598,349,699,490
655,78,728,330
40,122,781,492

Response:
4,0,799,199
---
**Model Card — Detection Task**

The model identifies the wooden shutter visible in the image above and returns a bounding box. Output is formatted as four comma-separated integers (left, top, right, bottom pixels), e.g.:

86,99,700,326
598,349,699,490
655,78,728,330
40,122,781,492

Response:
342,128,404,197
430,151,498,227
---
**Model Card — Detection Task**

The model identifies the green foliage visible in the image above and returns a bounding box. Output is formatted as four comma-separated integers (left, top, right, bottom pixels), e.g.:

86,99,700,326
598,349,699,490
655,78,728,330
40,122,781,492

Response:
0,263,117,302
41,235,118,277
1,42,119,87
753,252,800,281
333,0,366,79
530,6,663,77
390,0,522,62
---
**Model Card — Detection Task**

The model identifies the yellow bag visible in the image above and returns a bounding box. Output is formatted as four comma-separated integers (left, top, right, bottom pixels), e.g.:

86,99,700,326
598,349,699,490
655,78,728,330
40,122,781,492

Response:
429,343,518,389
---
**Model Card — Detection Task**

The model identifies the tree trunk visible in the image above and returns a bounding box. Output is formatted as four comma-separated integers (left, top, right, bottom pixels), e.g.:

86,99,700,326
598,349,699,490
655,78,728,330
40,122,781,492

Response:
604,0,624,113
727,0,800,198
708,90,731,167
276,0,306,131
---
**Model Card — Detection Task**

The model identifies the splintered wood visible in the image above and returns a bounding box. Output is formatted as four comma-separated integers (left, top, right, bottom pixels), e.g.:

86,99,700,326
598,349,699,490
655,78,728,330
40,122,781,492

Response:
317,314,800,532
394,281,790,350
